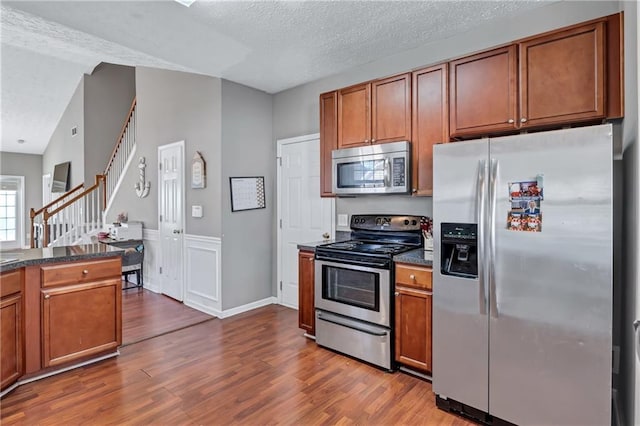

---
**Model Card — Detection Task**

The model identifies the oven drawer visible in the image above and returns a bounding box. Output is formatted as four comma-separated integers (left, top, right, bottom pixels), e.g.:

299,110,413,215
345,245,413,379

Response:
315,309,392,370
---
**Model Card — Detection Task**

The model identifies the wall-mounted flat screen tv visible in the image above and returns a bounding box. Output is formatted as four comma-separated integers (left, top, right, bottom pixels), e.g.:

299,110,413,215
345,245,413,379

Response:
51,161,71,193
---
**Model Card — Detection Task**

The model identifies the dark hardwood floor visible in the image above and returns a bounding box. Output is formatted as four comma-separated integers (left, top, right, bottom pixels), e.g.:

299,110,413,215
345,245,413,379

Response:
1,304,474,425
121,288,215,345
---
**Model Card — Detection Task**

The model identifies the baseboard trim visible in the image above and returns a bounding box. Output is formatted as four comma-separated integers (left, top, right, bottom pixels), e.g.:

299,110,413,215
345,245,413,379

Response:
184,299,220,318
218,297,277,319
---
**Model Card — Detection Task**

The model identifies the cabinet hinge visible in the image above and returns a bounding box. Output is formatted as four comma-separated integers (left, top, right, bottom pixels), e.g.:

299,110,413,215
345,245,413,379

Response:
280,281,282,291
159,163,162,170
277,157,282,166
159,267,163,274
279,219,282,229
159,214,162,222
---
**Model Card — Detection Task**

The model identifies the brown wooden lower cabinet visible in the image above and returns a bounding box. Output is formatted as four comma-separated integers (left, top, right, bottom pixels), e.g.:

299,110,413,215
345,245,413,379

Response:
298,250,315,336
1,269,24,392
42,279,122,368
394,263,433,373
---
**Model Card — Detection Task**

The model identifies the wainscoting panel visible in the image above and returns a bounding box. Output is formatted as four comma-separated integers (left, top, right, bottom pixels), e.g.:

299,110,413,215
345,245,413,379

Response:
142,228,160,293
184,234,222,316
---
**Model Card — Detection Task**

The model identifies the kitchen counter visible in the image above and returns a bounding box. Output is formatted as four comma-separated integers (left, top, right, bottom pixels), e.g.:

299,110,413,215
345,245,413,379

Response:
0,243,124,272
393,248,434,267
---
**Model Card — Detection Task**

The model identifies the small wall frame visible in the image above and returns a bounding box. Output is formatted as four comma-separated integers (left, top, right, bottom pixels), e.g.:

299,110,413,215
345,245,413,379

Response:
191,151,206,189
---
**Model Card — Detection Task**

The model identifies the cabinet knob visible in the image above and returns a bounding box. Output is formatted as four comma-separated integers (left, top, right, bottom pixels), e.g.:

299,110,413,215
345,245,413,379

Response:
409,274,416,280
395,292,399,296
520,118,528,123
371,139,376,143
364,139,370,144
82,269,89,275
44,294,50,299
308,257,313,262
507,119,514,124
412,188,417,193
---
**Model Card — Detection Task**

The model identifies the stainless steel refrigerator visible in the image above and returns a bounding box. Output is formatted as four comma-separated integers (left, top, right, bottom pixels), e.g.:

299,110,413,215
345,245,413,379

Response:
432,124,613,426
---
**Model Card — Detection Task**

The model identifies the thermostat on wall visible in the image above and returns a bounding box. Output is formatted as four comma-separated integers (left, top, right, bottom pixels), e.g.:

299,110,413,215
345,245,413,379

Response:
192,205,203,218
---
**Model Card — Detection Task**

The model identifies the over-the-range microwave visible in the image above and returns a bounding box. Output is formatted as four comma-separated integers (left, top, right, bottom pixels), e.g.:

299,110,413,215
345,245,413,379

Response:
332,140,411,195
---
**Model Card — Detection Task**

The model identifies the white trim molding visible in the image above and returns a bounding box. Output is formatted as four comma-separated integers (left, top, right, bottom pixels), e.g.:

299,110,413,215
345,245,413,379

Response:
183,234,222,316
218,297,278,319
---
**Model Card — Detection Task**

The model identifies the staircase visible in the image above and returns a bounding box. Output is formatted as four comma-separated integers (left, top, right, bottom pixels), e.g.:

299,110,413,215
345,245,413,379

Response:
30,98,137,248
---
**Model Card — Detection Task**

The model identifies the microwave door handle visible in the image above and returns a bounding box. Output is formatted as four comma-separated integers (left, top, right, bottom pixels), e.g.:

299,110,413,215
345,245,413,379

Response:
384,158,390,187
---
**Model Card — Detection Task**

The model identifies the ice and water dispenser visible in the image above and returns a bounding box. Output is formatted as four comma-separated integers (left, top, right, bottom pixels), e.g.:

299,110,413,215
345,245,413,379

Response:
440,223,478,279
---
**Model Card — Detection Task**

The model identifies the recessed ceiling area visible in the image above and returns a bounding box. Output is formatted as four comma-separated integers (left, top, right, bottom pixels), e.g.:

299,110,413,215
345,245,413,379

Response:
0,0,548,155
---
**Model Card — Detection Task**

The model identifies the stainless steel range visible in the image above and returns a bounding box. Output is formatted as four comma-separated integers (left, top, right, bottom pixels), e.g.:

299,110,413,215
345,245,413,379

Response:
314,214,423,370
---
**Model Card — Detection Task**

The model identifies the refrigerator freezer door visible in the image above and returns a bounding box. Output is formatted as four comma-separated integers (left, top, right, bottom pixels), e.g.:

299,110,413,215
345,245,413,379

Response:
488,124,613,425
433,139,489,412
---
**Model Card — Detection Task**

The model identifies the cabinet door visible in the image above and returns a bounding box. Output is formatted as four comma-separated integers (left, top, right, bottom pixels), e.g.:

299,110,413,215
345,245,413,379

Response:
319,91,337,197
372,73,411,144
1,293,23,390
42,279,121,368
412,64,449,196
395,286,432,373
298,251,315,336
338,83,371,148
450,45,518,138
520,22,605,128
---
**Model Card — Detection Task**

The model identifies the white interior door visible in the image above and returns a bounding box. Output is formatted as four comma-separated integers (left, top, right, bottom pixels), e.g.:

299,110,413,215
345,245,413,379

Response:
158,141,185,301
277,134,334,309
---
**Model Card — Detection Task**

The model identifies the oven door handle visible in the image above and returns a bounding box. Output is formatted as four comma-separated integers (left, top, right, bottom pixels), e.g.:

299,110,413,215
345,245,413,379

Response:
315,257,389,269
317,312,388,337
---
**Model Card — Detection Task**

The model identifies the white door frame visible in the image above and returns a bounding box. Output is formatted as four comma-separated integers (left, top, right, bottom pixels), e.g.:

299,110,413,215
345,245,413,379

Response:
276,133,335,305
0,175,25,249
158,140,186,301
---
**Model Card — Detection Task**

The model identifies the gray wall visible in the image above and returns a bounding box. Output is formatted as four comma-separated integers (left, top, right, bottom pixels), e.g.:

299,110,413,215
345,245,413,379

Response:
107,67,222,236
220,79,274,310
621,1,639,425
84,63,135,184
0,152,43,245
43,77,84,189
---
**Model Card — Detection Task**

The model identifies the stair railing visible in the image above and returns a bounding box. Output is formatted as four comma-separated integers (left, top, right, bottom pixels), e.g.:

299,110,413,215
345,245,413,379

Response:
31,175,105,248
30,183,84,248
104,97,137,210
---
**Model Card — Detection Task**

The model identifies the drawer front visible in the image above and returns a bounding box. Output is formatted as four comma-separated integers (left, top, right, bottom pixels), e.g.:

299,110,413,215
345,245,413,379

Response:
395,263,432,290
41,258,121,288
1,269,23,298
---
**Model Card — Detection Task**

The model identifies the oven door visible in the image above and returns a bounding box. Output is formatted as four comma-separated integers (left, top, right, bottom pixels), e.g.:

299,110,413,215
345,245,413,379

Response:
314,259,390,327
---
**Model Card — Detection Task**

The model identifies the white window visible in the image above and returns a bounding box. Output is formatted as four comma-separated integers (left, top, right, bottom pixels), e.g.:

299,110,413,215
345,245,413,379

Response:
0,176,25,249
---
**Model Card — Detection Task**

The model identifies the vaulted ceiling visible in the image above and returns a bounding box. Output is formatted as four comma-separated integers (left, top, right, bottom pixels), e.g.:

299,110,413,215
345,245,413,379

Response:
0,0,548,155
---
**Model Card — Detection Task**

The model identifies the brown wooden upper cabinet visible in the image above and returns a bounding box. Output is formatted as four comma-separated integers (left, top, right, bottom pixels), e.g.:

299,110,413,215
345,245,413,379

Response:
450,15,622,138
337,73,411,149
449,45,519,138
411,64,449,196
519,22,605,128
319,91,337,197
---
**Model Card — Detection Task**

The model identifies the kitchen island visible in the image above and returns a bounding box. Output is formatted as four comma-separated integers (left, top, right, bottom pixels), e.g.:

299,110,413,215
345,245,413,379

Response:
0,244,124,397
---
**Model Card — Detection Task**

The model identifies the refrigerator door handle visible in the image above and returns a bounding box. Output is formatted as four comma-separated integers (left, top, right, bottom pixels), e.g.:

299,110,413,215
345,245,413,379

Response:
477,159,487,315
489,158,499,318
634,320,640,362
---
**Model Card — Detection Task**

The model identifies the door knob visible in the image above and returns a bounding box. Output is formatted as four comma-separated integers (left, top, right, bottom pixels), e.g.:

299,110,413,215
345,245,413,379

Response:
173,229,182,234
322,232,330,240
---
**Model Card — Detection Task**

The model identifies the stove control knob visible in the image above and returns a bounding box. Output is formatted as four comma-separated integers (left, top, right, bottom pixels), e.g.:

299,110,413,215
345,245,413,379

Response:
412,220,417,226
404,219,409,225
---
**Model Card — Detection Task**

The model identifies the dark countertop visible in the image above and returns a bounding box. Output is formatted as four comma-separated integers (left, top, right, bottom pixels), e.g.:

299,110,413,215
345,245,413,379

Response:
393,248,434,267
297,231,351,252
0,243,124,273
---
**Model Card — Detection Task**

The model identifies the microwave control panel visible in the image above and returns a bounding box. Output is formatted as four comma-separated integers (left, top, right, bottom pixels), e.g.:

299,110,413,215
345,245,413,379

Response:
392,158,406,186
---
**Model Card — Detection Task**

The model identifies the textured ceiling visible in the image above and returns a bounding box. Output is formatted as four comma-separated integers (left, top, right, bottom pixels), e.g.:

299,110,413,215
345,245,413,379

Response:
0,0,548,155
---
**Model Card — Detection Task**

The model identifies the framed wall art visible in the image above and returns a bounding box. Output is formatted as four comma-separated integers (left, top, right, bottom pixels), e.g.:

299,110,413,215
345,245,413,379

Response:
230,177,266,212
191,151,206,189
